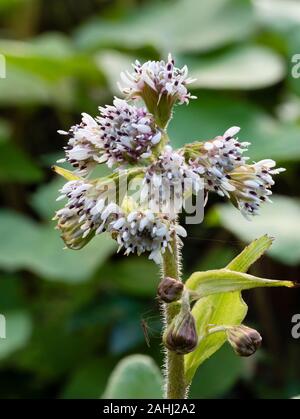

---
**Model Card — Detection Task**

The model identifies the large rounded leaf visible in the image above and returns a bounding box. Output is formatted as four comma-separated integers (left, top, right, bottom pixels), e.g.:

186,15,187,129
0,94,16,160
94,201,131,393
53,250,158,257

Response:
103,355,163,399
215,195,300,266
0,210,116,282
187,46,285,90
0,311,32,360
75,0,255,54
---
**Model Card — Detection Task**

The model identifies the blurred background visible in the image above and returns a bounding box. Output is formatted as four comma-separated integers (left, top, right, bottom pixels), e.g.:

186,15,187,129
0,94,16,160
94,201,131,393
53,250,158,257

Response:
0,0,300,399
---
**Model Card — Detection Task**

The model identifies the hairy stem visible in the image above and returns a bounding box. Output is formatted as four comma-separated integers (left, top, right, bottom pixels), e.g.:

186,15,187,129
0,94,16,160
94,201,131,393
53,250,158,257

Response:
161,234,187,399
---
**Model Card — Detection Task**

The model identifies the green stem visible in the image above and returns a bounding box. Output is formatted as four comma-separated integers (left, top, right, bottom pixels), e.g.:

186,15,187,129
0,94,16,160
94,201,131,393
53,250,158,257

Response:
162,234,187,399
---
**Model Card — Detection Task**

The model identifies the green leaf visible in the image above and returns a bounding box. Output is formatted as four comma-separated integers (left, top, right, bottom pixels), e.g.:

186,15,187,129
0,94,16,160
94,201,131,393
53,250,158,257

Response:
187,46,285,90
186,268,293,298
215,195,300,265
184,235,275,382
52,166,81,181
185,292,247,383
75,0,255,54
0,64,74,107
102,355,163,399
0,142,43,183
226,235,273,272
169,92,300,162
0,34,104,82
0,310,32,360
0,210,116,282
254,0,300,31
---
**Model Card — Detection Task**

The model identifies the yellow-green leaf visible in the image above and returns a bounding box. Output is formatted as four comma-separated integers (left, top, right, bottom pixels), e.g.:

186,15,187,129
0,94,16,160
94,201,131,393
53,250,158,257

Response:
226,235,273,272
184,235,291,383
185,292,247,383
186,269,293,298
52,166,81,181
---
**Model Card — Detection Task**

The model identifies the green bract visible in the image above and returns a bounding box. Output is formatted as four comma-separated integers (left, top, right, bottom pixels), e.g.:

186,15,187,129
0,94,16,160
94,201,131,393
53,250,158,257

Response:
184,235,295,382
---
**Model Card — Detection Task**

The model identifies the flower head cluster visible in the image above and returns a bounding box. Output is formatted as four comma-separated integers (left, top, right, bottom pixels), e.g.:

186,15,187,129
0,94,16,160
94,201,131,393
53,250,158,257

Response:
58,113,102,176
109,208,187,264
55,180,96,249
55,55,285,263
58,98,162,174
186,126,284,218
96,98,162,167
119,54,196,105
229,159,285,218
188,127,249,197
119,54,196,128
141,145,203,216
54,179,186,263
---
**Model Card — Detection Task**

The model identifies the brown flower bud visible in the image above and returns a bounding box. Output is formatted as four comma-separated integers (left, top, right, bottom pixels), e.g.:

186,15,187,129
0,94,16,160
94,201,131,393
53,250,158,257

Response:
157,276,184,303
226,325,262,357
163,311,198,355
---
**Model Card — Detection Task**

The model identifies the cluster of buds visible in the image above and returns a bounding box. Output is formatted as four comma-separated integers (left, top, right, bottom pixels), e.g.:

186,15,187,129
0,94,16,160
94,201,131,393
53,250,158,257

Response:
158,281,198,355
184,126,284,218
157,276,263,357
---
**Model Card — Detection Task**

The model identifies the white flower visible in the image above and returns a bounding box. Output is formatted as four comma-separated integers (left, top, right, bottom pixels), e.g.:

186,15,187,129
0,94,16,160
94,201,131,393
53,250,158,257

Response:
54,180,99,249
189,127,250,197
96,98,162,168
119,54,196,106
58,113,103,176
230,159,285,218
55,179,186,264
58,98,162,174
108,209,186,264
142,146,203,217
187,127,285,216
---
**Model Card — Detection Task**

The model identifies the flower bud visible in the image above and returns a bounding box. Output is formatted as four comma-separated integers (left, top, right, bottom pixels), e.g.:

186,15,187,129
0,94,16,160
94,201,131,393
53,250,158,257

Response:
226,325,262,357
157,276,184,303
163,311,198,355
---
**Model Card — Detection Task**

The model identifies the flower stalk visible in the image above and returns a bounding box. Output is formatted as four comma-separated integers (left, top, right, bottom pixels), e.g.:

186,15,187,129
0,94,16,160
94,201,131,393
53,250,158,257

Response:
161,234,188,399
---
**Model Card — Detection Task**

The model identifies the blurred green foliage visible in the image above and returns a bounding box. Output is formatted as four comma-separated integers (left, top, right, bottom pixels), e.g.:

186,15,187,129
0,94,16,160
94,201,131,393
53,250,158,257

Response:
0,0,299,399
